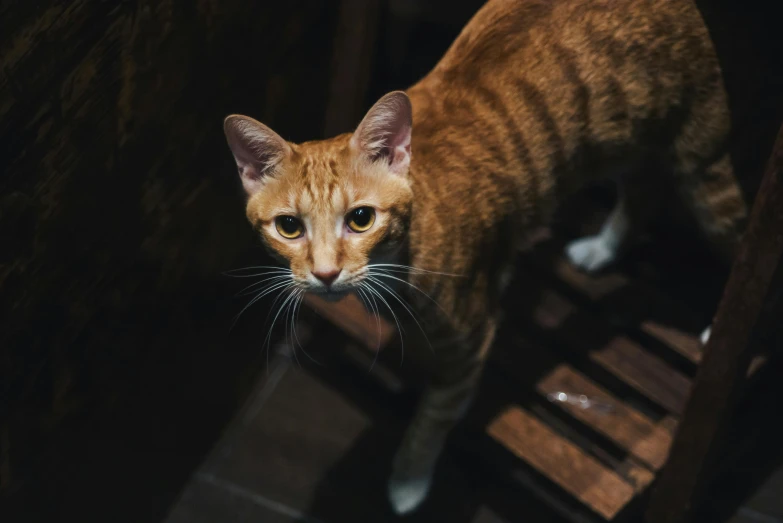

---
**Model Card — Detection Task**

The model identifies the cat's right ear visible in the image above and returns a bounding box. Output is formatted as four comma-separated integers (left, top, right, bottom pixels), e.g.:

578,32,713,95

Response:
224,115,291,196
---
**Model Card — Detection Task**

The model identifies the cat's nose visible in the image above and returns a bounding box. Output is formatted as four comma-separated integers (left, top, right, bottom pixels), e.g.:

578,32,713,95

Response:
312,269,341,287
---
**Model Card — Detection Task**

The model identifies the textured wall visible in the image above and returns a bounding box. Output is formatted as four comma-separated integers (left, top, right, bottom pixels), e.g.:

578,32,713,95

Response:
0,0,338,493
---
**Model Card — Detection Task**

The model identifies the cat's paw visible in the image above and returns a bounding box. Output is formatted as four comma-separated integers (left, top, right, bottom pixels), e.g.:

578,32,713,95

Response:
388,474,432,515
700,326,712,346
565,235,617,273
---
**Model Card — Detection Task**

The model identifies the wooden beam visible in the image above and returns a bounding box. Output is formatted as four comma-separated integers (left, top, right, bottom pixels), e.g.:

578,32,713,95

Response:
322,0,382,137
0,421,9,490
645,123,783,523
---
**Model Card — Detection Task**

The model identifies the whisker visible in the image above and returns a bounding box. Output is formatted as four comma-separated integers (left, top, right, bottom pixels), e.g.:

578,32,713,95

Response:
362,282,406,367
354,288,372,331
366,276,433,354
225,265,291,273
368,270,450,319
357,287,383,372
231,280,293,331
258,283,301,357
361,287,383,352
367,263,463,278
292,289,320,365
263,286,302,363
284,290,302,369
253,283,303,375
236,275,292,297
223,266,292,278
262,286,298,373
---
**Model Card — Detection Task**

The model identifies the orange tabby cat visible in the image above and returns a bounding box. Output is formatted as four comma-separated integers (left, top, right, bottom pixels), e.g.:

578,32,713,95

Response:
223,0,746,514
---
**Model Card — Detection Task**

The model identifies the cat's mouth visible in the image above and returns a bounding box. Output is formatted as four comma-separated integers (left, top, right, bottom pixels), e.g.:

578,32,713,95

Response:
307,287,350,303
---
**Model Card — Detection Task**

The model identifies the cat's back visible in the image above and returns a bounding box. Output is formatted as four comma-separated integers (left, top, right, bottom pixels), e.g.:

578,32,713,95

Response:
407,0,725,218
424,0,712,88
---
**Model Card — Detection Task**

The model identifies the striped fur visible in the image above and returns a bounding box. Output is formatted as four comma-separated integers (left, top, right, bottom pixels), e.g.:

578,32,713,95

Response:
224,0,746,514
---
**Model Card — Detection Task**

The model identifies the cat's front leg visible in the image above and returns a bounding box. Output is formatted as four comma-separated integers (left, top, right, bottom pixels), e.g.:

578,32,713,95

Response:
388,321,496,515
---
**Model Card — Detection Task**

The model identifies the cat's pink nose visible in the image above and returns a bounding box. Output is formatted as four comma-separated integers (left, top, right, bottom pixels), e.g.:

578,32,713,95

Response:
312,269,341,287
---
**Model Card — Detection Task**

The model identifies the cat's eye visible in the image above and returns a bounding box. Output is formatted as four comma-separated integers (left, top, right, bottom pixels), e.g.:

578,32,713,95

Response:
275,215,304,239
346,207,376,233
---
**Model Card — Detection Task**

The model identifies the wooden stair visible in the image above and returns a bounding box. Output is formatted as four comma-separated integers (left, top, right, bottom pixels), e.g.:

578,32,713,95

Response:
302,232,766,521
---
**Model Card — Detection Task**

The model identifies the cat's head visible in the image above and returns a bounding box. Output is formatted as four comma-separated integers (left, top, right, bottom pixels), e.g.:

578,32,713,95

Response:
224,91,414,300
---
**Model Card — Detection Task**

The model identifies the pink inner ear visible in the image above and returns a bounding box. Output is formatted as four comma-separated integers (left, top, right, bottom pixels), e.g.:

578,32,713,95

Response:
392,143,409,165
387,124,411,174
352,92,412,173
224,116,290,195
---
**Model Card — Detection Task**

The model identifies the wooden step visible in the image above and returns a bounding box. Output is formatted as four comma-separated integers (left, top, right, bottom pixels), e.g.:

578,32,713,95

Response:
487,406,637,521
301,240,742,522
525,240,705,365
536,364,673,471
531,288,693,415
639,321,703,364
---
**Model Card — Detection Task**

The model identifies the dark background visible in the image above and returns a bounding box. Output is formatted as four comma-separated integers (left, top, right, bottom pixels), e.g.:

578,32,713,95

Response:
1,1,781,522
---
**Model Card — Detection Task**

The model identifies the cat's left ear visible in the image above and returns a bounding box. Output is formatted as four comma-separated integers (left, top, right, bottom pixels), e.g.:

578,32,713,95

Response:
350,91,412,175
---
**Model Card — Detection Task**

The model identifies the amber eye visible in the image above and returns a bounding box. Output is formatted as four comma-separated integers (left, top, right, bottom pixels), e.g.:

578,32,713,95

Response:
346,207,376,233
275,216,304,239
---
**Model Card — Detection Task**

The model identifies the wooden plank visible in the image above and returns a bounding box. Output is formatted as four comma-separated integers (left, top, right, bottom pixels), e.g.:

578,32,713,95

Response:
591,337,691,415
304,294,395,351
489,332,664,490
646,123,783,523
533,289,692,414
537,364,673,471
640,321,702,364
639,331,764,376
488,406,636,520
616,459,656,494
527,244,704,365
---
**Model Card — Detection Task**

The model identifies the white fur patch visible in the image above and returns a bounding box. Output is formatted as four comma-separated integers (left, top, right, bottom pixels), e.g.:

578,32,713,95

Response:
566,199,629,273
565,235,618,273
388,474,432,515
700,326,711,346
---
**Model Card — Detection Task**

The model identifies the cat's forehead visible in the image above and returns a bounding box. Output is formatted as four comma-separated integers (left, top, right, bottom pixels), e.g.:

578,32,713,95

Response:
296,152,340,184
288,139,345,204
292,136,350,178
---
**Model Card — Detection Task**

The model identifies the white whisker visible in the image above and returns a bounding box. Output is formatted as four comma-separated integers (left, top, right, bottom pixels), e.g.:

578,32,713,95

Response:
355,287,383,371
224,266,292,278
231,280,293,331
367,263,463,278
236,274,292,297
285,291,302,369
365,288,384,371
366,276,433,354
263,287,302,363
367,269,450,319
362,282,405,367
292,290,319,365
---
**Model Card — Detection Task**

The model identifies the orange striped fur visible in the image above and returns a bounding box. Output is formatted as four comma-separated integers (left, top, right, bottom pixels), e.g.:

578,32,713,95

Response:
223,0,746,513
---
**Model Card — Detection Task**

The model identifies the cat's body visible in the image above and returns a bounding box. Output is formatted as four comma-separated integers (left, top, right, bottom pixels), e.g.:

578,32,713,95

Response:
223,0,746,515
405,0,744,300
